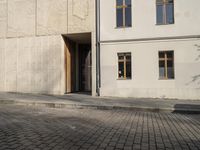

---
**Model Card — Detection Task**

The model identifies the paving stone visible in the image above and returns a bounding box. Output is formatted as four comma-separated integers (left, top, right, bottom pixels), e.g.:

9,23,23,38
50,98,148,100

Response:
0,105,199,150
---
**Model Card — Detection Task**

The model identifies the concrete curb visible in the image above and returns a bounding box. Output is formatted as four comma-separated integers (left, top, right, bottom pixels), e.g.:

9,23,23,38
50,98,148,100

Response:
0,99,200,114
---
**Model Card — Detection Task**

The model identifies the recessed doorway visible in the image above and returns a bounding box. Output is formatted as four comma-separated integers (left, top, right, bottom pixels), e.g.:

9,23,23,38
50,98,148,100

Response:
63,33,92,94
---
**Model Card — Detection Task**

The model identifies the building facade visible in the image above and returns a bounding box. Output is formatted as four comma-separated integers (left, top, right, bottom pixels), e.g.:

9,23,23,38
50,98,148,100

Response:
0,0,200,100
0,0,97,96
99,0,200,100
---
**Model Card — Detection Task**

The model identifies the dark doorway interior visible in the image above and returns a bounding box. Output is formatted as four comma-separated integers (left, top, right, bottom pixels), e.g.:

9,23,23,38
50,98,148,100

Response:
63,33,91,94
79,44,92,92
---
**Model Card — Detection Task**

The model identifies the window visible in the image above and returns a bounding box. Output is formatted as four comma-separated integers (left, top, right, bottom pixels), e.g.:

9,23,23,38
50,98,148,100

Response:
159,51,174,79
116,0,132,27
156,0,174,25
118,53,132,79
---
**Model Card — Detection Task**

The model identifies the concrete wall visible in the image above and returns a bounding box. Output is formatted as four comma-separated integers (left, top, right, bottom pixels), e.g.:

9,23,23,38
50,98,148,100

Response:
100,0,200,41
0,36,64,94
37,0,68,35
68,0,94,33
0,0,95,95
7,0,36,37
0,39,5,91
0,0,94,38
0,0,7,38
100,39,200,100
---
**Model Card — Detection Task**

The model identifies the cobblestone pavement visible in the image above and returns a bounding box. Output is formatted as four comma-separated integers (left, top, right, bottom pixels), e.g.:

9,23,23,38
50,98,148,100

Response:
0,105,199,150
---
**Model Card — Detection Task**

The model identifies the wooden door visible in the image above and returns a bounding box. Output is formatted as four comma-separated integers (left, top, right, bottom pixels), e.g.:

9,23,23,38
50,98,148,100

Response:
64,39,75,93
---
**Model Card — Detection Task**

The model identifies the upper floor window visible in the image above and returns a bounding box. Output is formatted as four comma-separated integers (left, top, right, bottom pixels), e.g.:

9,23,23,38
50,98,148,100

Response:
159,51,174,79
156,0,174,25
118,53,132,79
116,0,132,28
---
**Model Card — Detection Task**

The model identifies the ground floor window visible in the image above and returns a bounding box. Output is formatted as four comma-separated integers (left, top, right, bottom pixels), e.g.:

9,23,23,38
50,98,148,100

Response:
118,53,132,79
159,51,174,79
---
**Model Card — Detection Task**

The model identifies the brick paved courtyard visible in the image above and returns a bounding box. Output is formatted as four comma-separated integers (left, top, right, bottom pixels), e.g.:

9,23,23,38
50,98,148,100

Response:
0,105,199,150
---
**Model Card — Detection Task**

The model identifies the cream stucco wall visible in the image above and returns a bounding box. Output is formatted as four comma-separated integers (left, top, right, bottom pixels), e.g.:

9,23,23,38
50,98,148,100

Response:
0,0,95,95
100,0,200,41
100,39,200,100
99,0,200,99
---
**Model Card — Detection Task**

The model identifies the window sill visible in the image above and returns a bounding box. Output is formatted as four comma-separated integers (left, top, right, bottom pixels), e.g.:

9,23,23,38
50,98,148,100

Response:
158,78,175,80
115,26,132,29
117,78,132,80
156,23,174,26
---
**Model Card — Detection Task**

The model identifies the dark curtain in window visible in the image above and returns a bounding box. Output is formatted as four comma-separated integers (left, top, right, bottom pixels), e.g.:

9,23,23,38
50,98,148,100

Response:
156,0,174,24
116,0,132,27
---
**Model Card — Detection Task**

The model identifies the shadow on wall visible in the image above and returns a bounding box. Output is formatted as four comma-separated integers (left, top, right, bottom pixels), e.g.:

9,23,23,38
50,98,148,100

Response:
173,104,200,114
186,44,200,88
186,75,200,86
195,44,200,61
